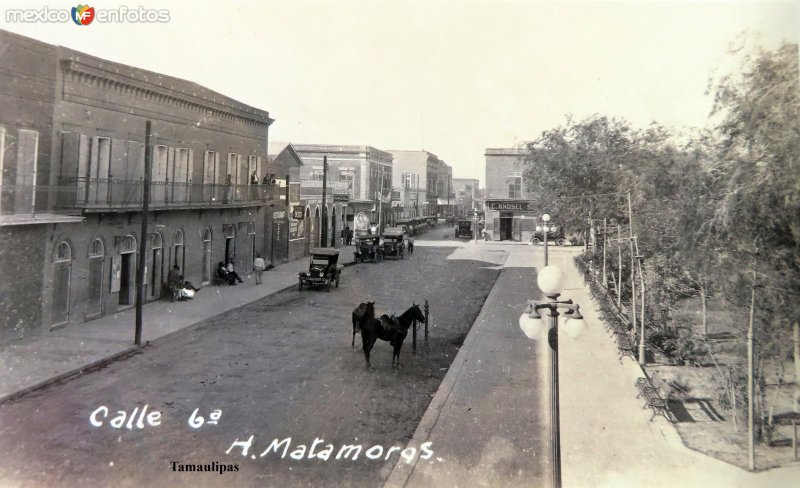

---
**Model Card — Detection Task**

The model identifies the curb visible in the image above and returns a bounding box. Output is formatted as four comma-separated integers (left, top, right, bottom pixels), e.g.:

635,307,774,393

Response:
0,345,146,406
383,256,511,488
1,257,360,406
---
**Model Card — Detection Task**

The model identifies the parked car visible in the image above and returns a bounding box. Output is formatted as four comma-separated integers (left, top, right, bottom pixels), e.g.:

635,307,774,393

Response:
298,248,342,291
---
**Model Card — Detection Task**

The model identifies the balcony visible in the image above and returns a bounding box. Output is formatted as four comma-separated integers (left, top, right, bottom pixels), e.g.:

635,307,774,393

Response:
52,178,284,213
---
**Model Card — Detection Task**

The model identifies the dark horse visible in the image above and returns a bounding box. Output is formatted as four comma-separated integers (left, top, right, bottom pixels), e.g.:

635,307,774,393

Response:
351,301,375,347
360,304,426,369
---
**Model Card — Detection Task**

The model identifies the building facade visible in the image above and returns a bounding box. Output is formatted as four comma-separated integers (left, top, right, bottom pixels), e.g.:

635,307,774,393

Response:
388,150,455,219
293,145,392,236
484,147,538,241
0,30,280,344
452,178,480,218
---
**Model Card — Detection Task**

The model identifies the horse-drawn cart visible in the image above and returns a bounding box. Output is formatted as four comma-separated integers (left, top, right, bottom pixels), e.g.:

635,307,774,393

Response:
298,248,342,291
381,228,406,259
354,235,383,263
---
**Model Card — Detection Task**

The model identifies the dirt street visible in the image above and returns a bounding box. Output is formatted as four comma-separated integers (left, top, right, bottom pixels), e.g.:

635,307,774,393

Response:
0,245,503,488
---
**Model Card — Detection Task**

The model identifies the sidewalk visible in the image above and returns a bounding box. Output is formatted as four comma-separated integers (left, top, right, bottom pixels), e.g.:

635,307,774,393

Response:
0,245,356,404
384,247,800,487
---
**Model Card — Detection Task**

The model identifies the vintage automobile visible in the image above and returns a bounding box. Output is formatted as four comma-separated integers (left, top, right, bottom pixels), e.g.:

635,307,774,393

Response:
353,235,383,263
298,248,342,291
529,223,566,246
455,220,474,239
381,228,406,259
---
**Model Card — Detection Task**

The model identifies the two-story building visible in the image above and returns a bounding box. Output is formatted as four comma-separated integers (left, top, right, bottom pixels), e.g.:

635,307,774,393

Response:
0,30,281,344
389,150,455,220
293,144,392,236
484,147,538,241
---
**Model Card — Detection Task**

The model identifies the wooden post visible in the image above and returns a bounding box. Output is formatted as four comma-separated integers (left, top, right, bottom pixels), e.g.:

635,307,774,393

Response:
424,300,429,342
701,283,708,336
748,260,757,471
412,317,417,354
617,226,623,310
135,121,152,346
628,191,637,341
602,219,607,287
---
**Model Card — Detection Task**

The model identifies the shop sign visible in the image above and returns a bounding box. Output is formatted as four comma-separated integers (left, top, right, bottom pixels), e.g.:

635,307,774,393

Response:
485,200,537,212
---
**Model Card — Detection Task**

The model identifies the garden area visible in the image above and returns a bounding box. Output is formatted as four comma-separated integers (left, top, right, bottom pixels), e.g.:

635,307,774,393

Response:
519,38,800,471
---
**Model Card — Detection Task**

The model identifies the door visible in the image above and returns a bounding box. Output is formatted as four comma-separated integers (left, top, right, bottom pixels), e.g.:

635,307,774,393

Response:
52,242,72,326
147,233,163,300
202,228,212,285
86,238,105,318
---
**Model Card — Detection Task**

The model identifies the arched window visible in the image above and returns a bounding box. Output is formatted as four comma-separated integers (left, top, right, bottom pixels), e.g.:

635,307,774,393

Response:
55,241,72,262
89,238,105,258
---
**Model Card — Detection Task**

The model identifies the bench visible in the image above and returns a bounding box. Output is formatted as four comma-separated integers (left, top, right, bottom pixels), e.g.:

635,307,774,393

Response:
614,333,637,362
635,377,672,422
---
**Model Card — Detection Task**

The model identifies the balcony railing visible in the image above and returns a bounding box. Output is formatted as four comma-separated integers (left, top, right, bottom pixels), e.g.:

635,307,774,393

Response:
0,179,284,216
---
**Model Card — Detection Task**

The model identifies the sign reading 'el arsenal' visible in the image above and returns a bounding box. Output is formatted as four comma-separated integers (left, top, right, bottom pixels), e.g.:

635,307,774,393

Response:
485,200,537,212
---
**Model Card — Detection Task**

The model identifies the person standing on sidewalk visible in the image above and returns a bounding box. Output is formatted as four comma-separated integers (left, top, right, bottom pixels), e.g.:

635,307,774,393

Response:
253,253,266,285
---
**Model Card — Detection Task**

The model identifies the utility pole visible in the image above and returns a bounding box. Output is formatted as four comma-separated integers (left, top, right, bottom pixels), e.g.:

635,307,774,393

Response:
628,190,637,339
634,236,646,366
321,156,327,247
748,254,757,471
135,120,152,346
602,218,608,286
617,225,623,310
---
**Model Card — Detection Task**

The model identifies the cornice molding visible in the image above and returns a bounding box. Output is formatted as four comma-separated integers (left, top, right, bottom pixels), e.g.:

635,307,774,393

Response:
60,59,273,129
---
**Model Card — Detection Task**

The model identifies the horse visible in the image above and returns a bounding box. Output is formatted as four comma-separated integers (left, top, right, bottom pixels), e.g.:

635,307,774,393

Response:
360,303,426,370
351,302,375,347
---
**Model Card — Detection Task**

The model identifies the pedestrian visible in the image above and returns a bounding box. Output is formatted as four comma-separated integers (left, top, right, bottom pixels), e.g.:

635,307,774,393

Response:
167,264,182,301
347,227,353,246
226,262,244,283
250,171,258,185
216,261,236,285
253,253,266,285
407,236,414,255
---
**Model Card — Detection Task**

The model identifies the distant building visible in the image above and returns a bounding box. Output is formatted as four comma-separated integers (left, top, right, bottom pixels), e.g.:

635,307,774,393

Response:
452,178,480,218
388,150,453,219
293,144,392,235
484,147,536,241
0,30,279,344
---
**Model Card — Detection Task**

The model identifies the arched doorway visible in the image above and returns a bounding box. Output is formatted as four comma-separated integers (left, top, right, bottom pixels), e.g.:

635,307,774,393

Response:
147,232,163,301
248,221,256,271
52,241,72,326
314,207,320,248
173,229,185,275
87,237,105,318
202,228,212,285
116,234,137,307
304,207,311,254
224,224,236,266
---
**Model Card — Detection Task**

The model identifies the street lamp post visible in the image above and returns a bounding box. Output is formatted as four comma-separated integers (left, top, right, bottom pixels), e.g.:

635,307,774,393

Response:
541,213,551,266
519,265,584,488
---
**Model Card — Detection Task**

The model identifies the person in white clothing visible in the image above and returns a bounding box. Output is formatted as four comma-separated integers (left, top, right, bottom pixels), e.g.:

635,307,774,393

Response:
253,253,266,285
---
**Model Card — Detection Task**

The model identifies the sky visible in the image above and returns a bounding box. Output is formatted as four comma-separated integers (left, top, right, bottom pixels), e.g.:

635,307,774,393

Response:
1,0,797,184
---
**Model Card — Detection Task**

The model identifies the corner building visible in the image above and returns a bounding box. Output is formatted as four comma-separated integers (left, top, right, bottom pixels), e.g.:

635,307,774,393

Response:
0,30,280,343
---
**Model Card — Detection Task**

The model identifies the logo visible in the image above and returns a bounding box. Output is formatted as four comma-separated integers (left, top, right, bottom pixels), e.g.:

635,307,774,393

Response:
71,4,95,25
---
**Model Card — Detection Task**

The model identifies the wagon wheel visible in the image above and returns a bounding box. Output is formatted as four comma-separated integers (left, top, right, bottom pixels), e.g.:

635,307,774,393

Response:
556,238,565,246
530,237,540,245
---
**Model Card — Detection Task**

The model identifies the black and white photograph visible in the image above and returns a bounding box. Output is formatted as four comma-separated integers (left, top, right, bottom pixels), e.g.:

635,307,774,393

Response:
0,1,798,487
